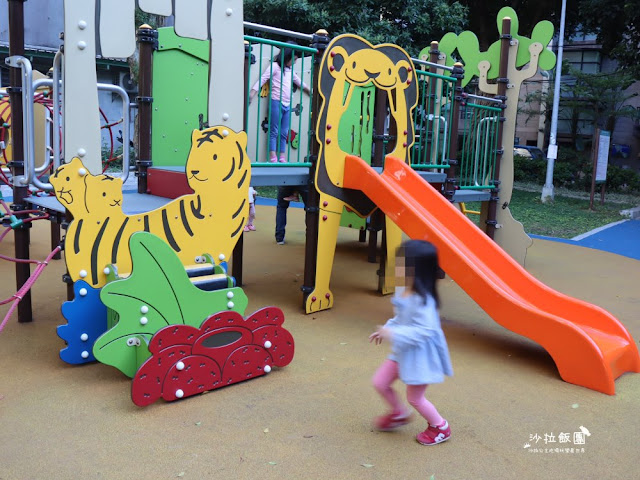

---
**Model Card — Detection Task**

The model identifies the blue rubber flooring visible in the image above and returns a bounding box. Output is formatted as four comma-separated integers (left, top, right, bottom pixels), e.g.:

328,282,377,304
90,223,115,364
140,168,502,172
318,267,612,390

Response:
531,219,640,261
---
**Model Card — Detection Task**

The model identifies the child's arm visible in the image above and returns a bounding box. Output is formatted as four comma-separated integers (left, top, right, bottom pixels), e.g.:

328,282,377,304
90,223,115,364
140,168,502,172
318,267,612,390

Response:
292,72,311,95
386,303,442,349
249,64,276,102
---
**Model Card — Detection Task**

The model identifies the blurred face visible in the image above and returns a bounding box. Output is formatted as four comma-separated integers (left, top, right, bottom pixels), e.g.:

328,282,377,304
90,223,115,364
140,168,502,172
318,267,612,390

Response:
395,255,414,290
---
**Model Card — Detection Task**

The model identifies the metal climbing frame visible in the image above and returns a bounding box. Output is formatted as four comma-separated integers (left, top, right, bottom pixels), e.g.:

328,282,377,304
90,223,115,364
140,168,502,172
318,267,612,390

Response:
457,97,502,190
244,35,317,166
411,68,457,170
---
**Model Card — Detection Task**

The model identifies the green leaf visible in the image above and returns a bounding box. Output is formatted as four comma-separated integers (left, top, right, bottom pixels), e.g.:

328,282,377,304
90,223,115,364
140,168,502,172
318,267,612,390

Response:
93,232,248,377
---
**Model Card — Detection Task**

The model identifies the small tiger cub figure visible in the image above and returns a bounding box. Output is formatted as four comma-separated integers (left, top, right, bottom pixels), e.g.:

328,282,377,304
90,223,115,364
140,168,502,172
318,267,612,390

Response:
51,126,252,288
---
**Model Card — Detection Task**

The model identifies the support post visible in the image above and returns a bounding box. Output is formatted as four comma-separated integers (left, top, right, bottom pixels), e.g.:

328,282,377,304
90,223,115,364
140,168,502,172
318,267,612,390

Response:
485,18,511,240
8,0,32,322
136,25,157,194
302,29,329,310
444,62,464,200
232,41,253,286
367,90,387,263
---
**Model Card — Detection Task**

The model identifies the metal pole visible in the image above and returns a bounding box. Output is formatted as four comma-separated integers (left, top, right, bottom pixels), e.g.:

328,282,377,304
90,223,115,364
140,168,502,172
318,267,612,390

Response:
302,29,329,310
136,25,157,194
541,0,567,203
7,0,33,323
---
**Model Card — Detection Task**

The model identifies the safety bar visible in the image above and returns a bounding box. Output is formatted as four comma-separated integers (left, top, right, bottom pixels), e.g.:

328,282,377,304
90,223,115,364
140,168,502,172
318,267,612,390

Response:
3,55,130,190
5,55,34,187
411,57,455,72
243,21,315,42
462,92,503,105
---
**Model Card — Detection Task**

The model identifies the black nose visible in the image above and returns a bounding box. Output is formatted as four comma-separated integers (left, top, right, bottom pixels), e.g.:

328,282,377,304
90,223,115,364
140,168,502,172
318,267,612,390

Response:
191,170,199,175
364,69,380,80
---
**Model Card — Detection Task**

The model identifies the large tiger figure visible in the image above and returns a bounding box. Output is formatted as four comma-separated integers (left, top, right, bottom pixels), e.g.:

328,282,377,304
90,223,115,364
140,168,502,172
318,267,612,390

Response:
51,126,250,288
305,35,418,313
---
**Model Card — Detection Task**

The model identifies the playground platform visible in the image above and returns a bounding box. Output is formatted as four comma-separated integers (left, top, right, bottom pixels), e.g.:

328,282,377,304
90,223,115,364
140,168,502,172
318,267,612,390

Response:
0,204,638,479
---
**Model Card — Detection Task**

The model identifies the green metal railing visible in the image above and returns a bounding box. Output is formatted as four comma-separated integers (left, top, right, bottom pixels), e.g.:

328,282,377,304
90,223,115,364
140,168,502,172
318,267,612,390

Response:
458,101,501,189
410,69,457,170
244,36,317,166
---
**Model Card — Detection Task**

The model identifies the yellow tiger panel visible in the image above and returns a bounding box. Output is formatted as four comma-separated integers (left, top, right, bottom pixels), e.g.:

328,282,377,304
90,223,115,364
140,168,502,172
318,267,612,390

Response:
51,126,251,288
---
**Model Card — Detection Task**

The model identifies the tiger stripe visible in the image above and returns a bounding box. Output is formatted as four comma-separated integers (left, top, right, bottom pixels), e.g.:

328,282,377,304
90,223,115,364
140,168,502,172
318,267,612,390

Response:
91,217,111,285
179,199,194,236
112,217,129,264
162,209,180,252
74,219,84,255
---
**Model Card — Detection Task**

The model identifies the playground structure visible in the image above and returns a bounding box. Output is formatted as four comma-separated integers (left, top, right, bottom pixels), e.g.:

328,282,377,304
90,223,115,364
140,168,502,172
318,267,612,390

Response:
1,0,638,397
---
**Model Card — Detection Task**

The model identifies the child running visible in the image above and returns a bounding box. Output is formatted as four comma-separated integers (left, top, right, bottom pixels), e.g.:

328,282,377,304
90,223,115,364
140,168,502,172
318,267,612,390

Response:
369,240,453,445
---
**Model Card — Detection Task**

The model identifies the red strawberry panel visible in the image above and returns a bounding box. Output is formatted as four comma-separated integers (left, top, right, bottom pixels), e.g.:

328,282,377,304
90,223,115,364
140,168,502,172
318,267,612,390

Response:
198,311,246,333
149,324,200,354
221,345,272,386
245,306,285,329
191,326,253,363
161,355,222,402
132,344,193,406
251,325,294,367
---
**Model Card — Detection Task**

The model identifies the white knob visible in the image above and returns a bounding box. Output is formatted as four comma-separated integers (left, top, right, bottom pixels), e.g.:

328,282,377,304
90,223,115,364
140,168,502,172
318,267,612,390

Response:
176,361,185,371
175,389,184,398
264,365,271,373
79,288,88,297
264,341,272,349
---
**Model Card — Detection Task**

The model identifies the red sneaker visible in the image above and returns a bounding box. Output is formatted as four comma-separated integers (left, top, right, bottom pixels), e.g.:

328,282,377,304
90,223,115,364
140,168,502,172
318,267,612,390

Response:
374,410,413,432
416,421,451,445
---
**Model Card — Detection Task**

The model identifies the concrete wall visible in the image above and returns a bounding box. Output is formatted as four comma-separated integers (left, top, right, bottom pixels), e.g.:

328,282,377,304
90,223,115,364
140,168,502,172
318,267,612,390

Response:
0,0,64,49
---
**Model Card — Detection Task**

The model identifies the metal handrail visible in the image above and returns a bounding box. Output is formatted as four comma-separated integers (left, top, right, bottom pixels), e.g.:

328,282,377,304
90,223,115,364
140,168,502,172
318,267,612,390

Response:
4,55,34,187
98,83,131,183
243,21,315,42
411,57,455,72
3,55,130,190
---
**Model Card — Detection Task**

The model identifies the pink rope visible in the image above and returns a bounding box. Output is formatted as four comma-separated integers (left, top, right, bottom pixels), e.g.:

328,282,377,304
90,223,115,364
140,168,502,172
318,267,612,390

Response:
0,246,62,333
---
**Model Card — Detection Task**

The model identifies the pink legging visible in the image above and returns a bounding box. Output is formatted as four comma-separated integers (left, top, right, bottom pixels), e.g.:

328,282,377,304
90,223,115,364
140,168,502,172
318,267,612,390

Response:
372,359,444,426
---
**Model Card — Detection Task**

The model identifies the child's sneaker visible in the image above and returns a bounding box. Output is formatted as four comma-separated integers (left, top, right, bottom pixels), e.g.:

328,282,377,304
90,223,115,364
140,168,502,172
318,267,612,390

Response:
248,224,256,231
243,225,251,232
278,156,287,163
282,193,299,202
374,410,413,432
416,420,451,445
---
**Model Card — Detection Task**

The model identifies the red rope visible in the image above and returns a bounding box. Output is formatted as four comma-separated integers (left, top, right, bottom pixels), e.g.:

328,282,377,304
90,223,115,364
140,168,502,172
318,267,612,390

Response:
0,245,62,333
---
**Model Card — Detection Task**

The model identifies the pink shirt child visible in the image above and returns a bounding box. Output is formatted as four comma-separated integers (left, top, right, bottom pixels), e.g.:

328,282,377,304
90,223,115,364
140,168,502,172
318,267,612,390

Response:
251,62,307,107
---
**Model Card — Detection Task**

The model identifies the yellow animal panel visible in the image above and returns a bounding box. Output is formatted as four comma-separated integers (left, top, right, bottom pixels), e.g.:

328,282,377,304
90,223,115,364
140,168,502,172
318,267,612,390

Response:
52,126,251,288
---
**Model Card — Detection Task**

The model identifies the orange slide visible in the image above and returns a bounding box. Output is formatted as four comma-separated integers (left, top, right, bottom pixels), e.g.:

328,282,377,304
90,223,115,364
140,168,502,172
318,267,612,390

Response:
343,154,640,395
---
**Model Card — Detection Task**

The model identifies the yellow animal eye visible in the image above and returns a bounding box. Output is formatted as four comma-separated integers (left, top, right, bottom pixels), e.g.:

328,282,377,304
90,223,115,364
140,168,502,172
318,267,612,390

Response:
66,176,70,181
388,68,392,75
352,61,356,68
103,192,106,197
213,154,218,161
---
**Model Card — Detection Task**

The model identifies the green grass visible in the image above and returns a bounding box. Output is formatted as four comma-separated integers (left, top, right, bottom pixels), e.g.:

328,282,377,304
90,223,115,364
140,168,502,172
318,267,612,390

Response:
466,187,637,239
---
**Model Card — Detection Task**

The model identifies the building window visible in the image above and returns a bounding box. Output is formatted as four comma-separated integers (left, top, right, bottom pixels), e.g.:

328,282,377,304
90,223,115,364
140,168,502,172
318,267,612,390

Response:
564,50,601,73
